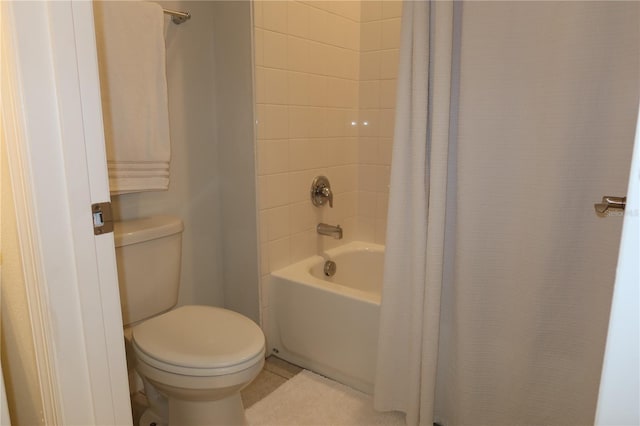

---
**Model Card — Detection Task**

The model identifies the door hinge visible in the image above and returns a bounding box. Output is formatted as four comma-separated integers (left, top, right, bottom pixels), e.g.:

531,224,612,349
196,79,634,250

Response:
92,202,113,235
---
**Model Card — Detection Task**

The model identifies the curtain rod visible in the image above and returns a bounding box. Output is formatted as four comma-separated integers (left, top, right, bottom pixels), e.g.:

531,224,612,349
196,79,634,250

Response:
163,8,191,25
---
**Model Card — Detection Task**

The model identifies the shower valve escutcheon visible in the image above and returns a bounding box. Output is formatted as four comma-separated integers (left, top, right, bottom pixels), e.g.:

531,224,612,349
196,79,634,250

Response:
311,175,333,208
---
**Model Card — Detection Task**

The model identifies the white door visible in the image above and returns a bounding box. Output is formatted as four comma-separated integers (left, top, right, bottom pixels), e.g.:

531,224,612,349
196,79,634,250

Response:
595,105,640,425
1,1,131,424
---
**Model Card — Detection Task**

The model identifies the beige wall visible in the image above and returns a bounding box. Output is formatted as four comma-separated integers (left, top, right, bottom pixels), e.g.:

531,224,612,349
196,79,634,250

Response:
253,0,402,317
212,1,260,323
108,1,260,322
111,1,225,309
1,133,45,425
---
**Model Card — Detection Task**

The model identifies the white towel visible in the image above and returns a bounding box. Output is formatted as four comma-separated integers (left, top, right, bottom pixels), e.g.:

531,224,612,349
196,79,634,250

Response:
94,0,171,194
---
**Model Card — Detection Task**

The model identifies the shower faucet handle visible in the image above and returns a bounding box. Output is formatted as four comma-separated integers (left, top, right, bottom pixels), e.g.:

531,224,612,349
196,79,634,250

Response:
319,186,333,207
311,176,333,208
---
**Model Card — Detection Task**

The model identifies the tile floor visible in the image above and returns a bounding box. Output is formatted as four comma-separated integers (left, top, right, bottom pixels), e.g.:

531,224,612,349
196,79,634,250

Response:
241,356,303,408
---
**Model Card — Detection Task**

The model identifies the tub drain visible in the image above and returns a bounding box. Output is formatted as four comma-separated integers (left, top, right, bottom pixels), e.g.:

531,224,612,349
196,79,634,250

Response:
324,260,337,277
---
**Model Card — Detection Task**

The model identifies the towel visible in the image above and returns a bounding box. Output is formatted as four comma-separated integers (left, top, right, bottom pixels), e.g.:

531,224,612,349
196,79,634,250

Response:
94,0,171,194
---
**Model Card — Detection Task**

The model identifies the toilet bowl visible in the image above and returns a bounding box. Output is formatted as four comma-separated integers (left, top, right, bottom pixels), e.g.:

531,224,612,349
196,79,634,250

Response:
133,306,264,426
114,216,265,425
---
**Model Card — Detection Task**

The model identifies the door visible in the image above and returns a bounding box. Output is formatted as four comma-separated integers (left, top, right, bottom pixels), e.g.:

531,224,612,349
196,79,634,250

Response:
595,105,640,425
1,1,131,424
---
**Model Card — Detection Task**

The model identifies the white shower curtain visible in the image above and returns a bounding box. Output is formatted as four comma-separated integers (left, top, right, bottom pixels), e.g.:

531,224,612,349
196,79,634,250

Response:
374,2,456,424
375,1,640,425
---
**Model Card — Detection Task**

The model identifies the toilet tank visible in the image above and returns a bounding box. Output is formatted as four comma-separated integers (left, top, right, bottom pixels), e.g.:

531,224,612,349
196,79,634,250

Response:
114,216,184,326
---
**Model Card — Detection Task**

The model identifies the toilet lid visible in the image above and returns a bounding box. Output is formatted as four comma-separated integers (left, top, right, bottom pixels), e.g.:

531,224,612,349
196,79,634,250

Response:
132,305,265,376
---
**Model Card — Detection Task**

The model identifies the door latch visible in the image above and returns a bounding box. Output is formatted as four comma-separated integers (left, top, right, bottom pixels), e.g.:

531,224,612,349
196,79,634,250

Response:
92,202,113,235
594,196,626,215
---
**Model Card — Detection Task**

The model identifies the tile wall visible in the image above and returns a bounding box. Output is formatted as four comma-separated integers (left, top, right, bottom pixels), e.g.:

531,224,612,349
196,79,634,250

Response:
254,0,402,318
356,0,402,243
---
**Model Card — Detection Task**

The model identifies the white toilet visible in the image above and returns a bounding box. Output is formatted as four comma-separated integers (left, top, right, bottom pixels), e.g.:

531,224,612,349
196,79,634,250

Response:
114,216,265,426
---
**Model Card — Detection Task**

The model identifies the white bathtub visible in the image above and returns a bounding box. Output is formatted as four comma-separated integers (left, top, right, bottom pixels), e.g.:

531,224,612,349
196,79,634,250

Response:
266,241,384,394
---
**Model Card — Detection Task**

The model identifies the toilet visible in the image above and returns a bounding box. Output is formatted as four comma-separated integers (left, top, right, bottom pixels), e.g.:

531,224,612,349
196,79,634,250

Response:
114,216,265,426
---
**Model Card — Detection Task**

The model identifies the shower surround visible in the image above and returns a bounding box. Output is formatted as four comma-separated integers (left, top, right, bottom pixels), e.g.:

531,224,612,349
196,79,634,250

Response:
253,0,402,323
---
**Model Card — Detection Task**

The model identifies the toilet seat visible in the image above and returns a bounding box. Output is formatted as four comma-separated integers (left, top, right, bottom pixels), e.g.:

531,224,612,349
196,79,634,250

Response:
132,305,265,377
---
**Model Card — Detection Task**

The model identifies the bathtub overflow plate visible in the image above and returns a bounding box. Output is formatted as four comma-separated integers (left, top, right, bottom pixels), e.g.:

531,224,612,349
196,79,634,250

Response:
324,260,337,277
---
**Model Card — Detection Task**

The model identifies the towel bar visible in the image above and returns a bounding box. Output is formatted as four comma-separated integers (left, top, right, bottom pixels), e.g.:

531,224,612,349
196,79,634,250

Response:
163,8,190,25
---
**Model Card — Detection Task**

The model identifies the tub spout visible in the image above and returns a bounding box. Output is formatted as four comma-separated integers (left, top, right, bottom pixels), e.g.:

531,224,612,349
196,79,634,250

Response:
317,223,343,239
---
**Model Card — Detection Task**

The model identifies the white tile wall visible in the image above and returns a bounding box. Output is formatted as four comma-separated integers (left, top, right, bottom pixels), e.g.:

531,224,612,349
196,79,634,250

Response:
356,0,401,244
254,0,402,318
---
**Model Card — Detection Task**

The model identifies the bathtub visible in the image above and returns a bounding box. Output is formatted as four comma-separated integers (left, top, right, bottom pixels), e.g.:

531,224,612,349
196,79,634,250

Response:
266,241,384,394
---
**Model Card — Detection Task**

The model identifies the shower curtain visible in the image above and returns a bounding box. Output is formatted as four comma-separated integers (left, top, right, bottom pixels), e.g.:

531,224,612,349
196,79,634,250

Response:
373,1,454,424
375,2,640,425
